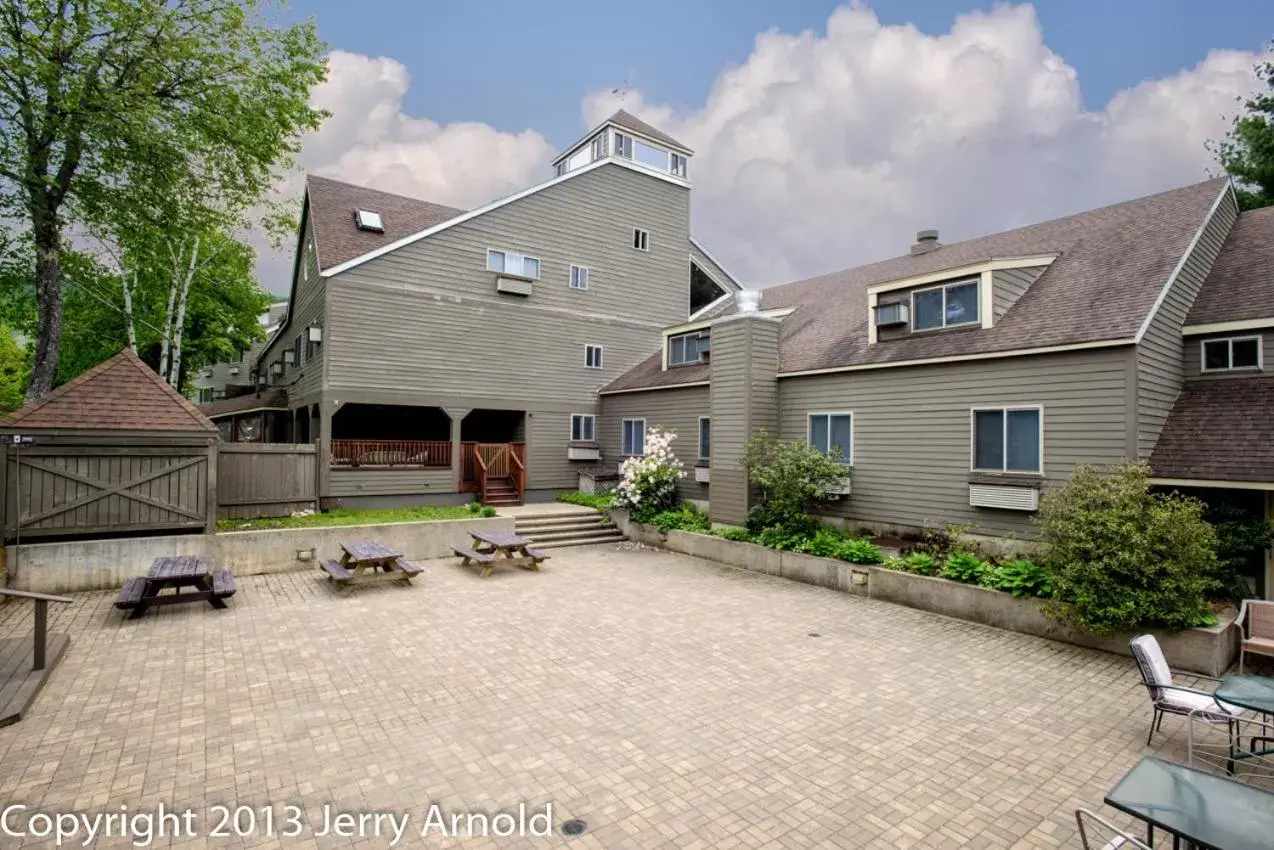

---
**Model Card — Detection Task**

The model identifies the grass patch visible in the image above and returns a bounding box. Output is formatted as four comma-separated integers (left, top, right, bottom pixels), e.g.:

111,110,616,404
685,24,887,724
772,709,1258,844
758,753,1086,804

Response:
217,503,492,532
555,491,613,510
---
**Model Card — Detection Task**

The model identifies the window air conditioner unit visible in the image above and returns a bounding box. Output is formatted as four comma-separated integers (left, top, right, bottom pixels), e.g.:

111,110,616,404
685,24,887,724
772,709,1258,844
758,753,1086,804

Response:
228,365,240,376
874,302,909,328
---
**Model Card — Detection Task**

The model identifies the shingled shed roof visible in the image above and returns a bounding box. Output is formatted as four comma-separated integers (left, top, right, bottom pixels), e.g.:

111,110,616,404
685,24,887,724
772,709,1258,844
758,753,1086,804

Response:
1150,377,1274,484
0,349,217,433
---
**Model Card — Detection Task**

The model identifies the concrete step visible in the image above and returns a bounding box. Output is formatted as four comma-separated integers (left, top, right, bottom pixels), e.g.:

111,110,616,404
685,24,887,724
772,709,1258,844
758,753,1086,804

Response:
514,508,602,521
520,526,622,543
515,517,613,533
532,534,626,549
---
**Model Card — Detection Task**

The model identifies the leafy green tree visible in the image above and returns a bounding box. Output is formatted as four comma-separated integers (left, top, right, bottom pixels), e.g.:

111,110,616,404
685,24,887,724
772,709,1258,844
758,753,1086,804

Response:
1216,47,1274,209
0,1,326,401
1039,462,1220,633
0,321,25,414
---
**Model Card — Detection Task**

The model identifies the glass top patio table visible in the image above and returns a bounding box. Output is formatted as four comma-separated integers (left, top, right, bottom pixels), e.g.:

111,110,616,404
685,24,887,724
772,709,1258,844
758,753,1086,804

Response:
1214,674,1274,715
1104,756,1274,850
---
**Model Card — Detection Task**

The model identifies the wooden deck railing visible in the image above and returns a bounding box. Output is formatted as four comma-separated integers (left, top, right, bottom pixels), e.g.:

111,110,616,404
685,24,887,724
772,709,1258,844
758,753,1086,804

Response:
461,442,526,502
330,439,451,468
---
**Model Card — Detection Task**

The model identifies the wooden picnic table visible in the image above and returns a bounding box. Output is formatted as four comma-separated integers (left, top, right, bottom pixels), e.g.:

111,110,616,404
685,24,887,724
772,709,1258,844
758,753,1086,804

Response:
115,555,236,620
453,529,550,578
319,539,422,587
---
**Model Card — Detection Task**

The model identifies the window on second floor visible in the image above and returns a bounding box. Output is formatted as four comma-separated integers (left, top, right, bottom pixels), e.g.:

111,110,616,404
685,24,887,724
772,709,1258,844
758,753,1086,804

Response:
671,153,688,178
614,131,633,159
198,387,214,404
633,228,649,251
585,344,603,369
972,407,1042,474
571,413,595,442
487,249,540,279
698,417,711,460
912,278,979,331
808,413,852,465
622,418,645,456
669,331,709,365
1202,336,1261,372
293,336,304,367
570,265,589,290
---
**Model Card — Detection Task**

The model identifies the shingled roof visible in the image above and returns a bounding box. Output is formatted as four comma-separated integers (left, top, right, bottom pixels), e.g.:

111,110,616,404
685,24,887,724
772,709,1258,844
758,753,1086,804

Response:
1185,205,1274,327
608,109,693,154
1,349,217,433
306,174,465,273
198,388,289,420
1150,377,1274,483
603,178,1230,392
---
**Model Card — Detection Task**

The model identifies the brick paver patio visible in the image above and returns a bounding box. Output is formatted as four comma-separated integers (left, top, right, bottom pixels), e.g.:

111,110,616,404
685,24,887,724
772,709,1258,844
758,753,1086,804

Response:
0,543,1193,848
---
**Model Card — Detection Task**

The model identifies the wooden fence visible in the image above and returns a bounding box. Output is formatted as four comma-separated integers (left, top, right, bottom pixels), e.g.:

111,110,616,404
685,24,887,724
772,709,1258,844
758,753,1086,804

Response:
1,438,216,542
216,443,318,520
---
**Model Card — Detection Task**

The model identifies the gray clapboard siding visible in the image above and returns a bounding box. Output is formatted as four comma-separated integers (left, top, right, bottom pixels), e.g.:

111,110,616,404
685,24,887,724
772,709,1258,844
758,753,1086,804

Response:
777,347,1133,537
325,164,689,402
992,266,1047,321
599,385,709,500
526,409,598,491
259,217,325,405
1183,329,1274,381
1135,186,1237,459
327,468,453,498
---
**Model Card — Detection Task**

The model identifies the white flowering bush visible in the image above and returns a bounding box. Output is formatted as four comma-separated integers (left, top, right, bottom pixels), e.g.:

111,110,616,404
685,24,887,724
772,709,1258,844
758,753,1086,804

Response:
613,425,685,521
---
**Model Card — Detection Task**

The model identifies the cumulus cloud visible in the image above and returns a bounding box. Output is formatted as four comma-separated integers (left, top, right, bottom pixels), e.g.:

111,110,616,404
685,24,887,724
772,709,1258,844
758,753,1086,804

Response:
592,4,1259,285
256,4,1260,292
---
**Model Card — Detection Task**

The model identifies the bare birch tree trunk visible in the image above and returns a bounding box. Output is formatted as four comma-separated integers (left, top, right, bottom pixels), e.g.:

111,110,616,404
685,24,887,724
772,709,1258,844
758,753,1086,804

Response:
167,234,200,386
121,270,138,352
157,237,183,382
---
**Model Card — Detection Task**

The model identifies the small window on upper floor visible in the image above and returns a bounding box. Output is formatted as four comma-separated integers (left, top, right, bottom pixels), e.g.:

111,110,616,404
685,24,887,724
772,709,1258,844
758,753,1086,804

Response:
1202,336,1262,372
671,153,688,178
614,131,633,159
633,228,649,251
591,135,606,160
198,387,214,404
488,249,540,279
669,331,708,366
570,265,589,291
912,278,979,331
585,344,603,369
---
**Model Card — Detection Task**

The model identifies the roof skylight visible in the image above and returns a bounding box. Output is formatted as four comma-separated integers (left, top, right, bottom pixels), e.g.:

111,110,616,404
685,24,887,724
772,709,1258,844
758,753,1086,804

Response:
355,209,384,232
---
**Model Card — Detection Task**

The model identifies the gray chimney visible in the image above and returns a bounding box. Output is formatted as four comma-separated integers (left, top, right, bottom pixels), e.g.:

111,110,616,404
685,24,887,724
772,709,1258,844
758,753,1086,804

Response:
910,229,941,256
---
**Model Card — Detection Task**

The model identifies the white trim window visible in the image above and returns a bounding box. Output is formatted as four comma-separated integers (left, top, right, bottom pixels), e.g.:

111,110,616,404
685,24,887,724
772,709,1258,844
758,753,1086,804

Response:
614,131,633,159
912,278,980,331
571,413,596,442
633,228,649,251
808,412,853,465
570,265,589,290
972,406,1043,473
621,418,646,456
1201,336,1262,372
487,249,540,279
591,134,606,160
585,344,603,369
668,331,708,365
671,153,688,178
698,416,711,460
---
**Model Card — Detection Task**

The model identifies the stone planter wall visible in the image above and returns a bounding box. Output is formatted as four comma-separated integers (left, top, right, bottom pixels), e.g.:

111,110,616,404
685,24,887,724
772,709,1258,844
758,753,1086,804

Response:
4,516,513,595
659,529,1238,677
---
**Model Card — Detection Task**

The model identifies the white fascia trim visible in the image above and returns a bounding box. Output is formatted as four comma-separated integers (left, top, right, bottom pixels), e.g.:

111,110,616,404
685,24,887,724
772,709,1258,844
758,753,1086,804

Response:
207,405,287,420
1182,318,1274,336
690,236,744,291
553,121,693,166
866,255,1058,296
687,292,733,322
1134,181,1231,344
777,338,1135,378
758,307,796,320
598,381,710,396
1151,477,1274,491
321,158,687,278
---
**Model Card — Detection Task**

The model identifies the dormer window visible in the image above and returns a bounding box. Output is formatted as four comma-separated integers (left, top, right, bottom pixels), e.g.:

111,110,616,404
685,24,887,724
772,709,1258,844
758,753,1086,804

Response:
671,153,688,178
355,209,384,232
614,132,633,159
669,331,709,366
912,278,979,331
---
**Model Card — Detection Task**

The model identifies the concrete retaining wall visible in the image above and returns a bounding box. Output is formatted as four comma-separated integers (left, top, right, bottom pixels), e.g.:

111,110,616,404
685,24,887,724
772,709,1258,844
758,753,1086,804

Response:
660,529,1239,677
4,516,513,594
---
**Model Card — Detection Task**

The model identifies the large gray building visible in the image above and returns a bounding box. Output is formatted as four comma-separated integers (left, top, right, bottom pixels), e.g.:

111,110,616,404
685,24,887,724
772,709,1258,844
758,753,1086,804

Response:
600,178,1274,598
201,110,740,507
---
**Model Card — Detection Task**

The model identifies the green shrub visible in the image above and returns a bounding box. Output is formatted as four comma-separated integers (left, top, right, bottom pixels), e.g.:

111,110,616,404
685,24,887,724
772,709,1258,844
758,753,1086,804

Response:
1207,502,1273,601
651,504,711,534
613,425,684,518
902,552,940,576
714,526,753,542
837,537,884,564
555,491,614,511
794,528,846,558
466,502,497,517
983,559,1054,598
1039,461,1220,633
756,526,807,551
942,551,990,584
741,431,847,533
881,556,909,571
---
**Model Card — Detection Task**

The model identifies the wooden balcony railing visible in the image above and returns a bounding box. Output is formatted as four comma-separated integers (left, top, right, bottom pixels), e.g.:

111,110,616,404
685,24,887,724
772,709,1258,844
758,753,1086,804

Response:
330,439,451,469
461,442,526,502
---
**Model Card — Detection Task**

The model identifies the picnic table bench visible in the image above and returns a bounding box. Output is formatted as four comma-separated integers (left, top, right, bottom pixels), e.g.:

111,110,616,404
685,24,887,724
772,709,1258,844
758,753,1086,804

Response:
321,540,421,588
453,530,550,577
115,556,235,620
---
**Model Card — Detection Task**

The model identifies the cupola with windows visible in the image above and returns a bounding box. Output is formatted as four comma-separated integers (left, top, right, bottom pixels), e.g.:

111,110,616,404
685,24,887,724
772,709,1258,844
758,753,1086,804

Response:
552,109,693,181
